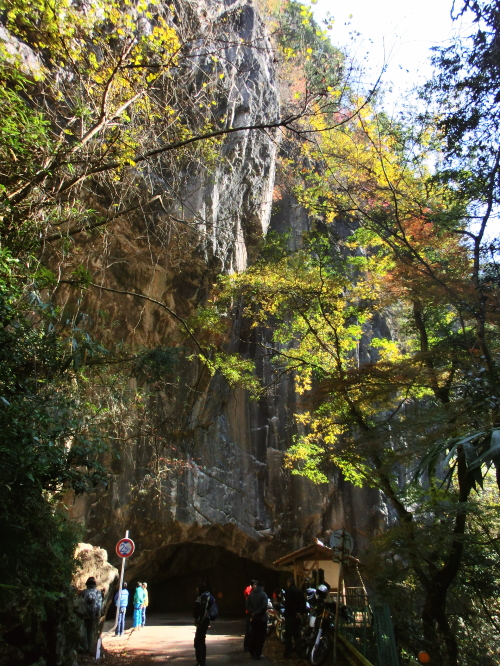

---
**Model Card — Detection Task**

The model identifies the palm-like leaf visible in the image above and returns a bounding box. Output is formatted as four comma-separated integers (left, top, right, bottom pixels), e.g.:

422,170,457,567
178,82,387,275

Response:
414,429,500,490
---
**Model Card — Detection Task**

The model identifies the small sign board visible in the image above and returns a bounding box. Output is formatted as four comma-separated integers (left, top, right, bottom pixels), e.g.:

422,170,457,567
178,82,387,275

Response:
116,537,135,558
330,529,354,559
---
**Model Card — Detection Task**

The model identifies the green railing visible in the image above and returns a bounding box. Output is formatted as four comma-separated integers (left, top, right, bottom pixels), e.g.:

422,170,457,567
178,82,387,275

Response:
372,604,400,666
338,589,399,666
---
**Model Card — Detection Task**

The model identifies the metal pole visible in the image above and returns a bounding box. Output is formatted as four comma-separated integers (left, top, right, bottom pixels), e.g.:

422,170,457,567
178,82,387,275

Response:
108,530,129,635
333,530,345,665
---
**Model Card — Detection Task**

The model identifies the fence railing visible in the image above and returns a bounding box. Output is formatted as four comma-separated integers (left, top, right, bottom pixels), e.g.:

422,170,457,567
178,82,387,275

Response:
339,588,376,662
338,591,399,666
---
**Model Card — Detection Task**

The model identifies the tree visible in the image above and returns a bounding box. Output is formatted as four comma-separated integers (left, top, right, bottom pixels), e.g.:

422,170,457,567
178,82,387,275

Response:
421,0,500,382
0,0,361,256
0,0,281,660
6,0,485,662
201,34,500,660
0,0,350,660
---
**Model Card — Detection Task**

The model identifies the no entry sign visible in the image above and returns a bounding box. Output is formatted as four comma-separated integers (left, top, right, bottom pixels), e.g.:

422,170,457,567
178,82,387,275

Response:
116,537,135,558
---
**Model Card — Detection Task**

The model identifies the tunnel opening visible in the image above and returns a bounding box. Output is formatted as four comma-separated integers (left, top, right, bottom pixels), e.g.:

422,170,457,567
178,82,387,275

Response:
112,542,287,617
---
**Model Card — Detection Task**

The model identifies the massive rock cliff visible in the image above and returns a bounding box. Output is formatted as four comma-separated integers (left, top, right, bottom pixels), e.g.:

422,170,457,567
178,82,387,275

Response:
64,0,388,612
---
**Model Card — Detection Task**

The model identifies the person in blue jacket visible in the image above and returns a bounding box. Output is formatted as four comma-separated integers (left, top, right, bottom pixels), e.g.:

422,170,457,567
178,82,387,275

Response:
114,582,129,636
133,581,146,629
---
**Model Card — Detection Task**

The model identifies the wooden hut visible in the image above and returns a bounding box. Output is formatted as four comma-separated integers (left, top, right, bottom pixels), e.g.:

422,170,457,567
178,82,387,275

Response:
273,540,341,591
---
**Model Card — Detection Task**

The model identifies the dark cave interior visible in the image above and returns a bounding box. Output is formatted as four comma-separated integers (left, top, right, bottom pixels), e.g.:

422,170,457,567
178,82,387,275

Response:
108,542,287,617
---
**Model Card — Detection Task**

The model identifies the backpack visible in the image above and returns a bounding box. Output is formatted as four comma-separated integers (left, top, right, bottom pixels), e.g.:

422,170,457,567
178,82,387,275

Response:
81,587,102,619
201,592,218,621
208,594,218,621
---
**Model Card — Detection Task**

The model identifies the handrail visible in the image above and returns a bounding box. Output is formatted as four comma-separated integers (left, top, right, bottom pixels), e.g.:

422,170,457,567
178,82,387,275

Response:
338,634,376,666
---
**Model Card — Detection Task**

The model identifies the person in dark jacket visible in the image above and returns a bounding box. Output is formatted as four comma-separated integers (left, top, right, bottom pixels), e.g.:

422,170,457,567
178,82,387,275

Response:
194,582,212,666
246,581,268,660
243,579,257,652
283,577,306,658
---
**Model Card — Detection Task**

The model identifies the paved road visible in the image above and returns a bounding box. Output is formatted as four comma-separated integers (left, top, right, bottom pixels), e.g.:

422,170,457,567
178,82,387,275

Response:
102,613,273,664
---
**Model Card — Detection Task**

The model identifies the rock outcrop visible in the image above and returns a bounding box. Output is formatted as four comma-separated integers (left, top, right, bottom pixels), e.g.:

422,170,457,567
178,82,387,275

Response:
54,0,279,351
73,543,119,613
63,0,388,612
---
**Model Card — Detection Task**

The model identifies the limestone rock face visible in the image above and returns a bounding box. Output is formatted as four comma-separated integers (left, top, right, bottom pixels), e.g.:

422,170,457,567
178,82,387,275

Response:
66,0,389,609
172,0,279,273
57,0,279,351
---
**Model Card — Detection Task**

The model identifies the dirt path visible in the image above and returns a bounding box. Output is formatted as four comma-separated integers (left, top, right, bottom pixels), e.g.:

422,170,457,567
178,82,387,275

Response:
102,613,273,665
99,614,339,666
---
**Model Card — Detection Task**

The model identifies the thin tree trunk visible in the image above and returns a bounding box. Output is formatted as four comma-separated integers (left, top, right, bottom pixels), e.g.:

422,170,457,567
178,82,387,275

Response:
420,445,473,666
412,299,450,403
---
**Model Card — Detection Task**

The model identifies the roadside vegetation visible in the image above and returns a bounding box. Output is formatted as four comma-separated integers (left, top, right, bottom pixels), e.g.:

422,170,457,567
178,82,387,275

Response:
199,1,500,663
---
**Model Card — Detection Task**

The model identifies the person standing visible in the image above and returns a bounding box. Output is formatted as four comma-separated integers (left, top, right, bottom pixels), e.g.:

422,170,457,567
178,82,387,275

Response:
80,576,102,654
244,579,257,652
133,582,145,629
283,577,306,659
141,582,149,626
246,581,268,661
194,582,213,666
114,582,129,636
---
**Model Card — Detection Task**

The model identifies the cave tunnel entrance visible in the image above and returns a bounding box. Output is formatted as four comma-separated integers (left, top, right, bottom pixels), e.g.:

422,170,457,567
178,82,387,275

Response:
125,542,286,617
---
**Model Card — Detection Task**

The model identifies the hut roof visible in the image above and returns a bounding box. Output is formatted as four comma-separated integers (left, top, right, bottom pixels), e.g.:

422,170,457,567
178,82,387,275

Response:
273,541,360,567
273,543,334,566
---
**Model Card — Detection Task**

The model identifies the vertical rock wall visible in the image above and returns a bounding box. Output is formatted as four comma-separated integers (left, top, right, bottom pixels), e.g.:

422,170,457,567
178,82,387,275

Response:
67,0,388,600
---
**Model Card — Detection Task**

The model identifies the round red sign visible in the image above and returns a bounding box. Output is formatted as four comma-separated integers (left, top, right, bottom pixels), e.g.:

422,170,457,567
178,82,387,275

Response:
116,537,135,558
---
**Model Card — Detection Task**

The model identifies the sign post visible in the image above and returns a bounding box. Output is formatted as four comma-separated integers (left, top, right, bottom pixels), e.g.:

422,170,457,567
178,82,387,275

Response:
330,529,353,665
108,530,135,635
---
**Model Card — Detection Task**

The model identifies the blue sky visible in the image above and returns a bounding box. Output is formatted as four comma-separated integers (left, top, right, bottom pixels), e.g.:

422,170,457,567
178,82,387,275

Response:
311,0,473,110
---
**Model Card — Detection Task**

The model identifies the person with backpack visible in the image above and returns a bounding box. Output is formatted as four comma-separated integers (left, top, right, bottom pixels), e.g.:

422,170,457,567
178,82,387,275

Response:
193,582,218,666
246,581,268,661
133,581,146,629
79,576,102,655
113,581,129,636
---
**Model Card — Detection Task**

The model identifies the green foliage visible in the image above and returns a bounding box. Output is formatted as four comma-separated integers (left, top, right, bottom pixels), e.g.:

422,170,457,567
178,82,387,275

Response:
207,352,261,395
366,479,500,665
0,74,51,181
0,245,112,662
201,14,500,656
258,230,294,263
0,245,108,527
70,265,93,289
133,346,181,384
0,0,231,258
272,0,344,95
210,230,398,484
